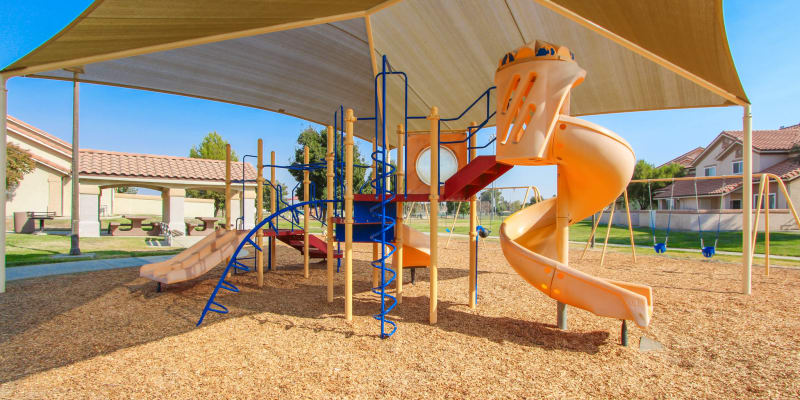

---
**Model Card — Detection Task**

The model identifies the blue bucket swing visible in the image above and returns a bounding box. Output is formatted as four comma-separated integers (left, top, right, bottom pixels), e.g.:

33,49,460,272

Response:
694,179,724,259
649,180,675,254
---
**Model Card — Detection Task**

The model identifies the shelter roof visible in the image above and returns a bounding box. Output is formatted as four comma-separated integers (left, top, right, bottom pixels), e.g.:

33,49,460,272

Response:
79,149,256,182
2,0,749,143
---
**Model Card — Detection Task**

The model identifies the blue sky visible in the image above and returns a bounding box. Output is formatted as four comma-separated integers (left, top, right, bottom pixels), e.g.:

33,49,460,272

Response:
1,1,798,201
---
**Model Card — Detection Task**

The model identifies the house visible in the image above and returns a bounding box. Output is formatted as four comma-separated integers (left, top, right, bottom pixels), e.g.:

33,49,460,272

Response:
6,116,257,236
656,146,704,175
654,126,800,212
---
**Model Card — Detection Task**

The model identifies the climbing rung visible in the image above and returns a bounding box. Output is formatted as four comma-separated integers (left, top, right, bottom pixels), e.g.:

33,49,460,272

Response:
208,301,229,314
219,280,239,293
246,237,262,251
232,261,250,272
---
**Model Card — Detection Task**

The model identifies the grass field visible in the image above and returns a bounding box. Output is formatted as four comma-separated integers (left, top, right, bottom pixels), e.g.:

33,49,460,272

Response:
407,216,800,257
5,234,182,267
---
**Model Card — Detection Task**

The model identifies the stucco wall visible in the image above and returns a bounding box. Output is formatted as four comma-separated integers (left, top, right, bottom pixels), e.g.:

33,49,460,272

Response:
7,167,53,215
111,193,214,217
597,209,798,232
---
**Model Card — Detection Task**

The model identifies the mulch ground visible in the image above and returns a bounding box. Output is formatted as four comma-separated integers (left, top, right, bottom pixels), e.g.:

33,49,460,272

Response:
1,238,798,399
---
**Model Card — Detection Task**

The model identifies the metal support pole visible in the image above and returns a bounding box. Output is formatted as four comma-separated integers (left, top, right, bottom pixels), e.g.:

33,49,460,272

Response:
69,72,81,255
270,151,276,268
742,104,752,295
0,78,7,292
556,165,569,330
621,320,628,346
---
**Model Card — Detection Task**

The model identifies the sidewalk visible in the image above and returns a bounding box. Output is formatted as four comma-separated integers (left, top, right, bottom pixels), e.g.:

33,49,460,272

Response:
6,255,173,281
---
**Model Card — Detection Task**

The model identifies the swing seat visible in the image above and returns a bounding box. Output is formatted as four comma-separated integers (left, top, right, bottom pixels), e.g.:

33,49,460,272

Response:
702,246,715,258
477,225,490,238
653,243,667,253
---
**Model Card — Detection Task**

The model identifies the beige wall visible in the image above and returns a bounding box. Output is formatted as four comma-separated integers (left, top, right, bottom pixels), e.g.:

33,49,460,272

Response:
599,209,798,232
7,167,57,215
110,192,214,217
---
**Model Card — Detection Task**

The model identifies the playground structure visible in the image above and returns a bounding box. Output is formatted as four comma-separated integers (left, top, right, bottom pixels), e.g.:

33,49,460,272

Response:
583,173,800,271
151,40,655,341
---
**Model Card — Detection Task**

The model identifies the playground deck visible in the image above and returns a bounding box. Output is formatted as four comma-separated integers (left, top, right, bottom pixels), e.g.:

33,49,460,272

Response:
0,239,797,398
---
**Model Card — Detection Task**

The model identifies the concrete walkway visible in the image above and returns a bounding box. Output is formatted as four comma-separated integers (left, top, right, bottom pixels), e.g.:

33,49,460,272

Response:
7,255,174,281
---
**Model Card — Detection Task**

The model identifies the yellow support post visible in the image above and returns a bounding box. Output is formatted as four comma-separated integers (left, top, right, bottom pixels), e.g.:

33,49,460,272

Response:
428,107,439,325
765,177,770,275
395,124,405,304
303,145,310,278
345,109,355,321
256,139,264,287
326,126,335,302
600,201,617,267
270,151,276,268
468,121,478,309
751,175,766,260
623,189,637,263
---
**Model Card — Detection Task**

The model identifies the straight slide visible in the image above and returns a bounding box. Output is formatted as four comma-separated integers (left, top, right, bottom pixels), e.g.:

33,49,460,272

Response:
140,229,248,285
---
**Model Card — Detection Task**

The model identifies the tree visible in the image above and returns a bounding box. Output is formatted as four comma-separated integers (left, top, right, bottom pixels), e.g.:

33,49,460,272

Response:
6,143,34,194
186,132,239,216
627,160,686,209
445,201,468,215
288,126,369,201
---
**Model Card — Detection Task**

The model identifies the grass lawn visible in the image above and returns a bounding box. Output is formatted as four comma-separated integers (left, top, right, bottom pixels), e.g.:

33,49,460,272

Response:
5,233,182,267
407,216,800,257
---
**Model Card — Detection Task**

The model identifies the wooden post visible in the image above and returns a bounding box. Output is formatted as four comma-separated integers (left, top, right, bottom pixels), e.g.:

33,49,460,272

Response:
556,166,569,329
303,145,310,278
600,201,617,267
256,139,264,286
395,124,405,303
428,107,439,324
623,189,637,263
765,177,770,275
326,126,335,302
468,121,478,309
225,144,232,230
345,109,355,321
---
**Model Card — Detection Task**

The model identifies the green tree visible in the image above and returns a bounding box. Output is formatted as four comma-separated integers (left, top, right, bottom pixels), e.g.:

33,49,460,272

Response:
288,126,369,201
6,143,34,192
445,201,468,215
628,160,686,209
186,132,239,216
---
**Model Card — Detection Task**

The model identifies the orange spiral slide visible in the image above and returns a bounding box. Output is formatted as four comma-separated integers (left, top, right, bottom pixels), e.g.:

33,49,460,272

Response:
495,41,652,327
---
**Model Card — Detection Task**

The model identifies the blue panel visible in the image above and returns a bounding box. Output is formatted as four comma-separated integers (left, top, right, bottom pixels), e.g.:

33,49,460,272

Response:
353,200,396,224
335,222,395,243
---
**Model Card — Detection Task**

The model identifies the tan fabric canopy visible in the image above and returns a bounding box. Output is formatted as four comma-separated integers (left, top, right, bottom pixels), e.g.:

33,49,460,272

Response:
2,0,748,143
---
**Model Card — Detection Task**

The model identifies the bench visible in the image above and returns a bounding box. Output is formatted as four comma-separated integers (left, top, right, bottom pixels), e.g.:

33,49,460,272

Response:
185,221,198,235
108,222,121,235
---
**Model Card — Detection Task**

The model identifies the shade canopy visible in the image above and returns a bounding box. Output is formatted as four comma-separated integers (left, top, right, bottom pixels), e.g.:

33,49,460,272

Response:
2,0,749,143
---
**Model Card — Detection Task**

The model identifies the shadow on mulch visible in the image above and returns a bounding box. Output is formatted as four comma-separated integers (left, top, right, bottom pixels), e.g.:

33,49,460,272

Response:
0,244,602,384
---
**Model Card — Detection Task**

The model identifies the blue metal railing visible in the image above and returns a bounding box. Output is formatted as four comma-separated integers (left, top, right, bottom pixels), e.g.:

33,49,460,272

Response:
196,200,336,326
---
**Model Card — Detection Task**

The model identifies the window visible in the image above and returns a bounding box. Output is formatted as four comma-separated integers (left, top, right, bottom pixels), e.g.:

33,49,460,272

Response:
704,165,716,177
753,193,777,209
730,199,742,210
732,161,743,175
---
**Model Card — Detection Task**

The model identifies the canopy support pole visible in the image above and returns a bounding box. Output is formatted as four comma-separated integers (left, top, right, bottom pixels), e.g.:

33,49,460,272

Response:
0,77,7,293
69,72,81,255
742,104,752,295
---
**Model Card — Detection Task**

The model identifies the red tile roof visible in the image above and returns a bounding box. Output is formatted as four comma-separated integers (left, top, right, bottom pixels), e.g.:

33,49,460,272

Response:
654,158,800,199
722,128,800,151
658,146,704,168
79,149,256,182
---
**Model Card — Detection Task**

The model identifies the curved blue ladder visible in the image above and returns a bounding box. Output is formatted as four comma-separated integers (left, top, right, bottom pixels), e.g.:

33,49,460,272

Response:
196,200,334,327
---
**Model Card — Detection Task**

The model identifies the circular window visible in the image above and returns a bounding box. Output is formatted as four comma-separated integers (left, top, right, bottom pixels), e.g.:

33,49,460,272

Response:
416,146,459,186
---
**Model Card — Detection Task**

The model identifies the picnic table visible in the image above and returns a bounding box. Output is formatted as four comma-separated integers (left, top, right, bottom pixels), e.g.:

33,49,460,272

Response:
108,215,161,236
186,217,219,236
27,211,55,235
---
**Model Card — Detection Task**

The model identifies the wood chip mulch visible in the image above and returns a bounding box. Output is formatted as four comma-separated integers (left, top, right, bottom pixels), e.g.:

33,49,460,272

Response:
1,239,798,399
